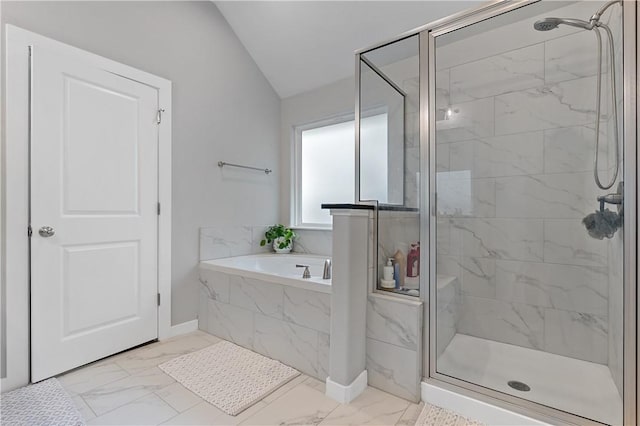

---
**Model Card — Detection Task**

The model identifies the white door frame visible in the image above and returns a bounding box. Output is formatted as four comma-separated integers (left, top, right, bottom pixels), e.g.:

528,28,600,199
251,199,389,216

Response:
2,25,172,391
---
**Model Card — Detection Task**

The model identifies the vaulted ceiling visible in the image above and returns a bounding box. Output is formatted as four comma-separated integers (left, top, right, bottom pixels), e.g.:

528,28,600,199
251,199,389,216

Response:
215,1,478,98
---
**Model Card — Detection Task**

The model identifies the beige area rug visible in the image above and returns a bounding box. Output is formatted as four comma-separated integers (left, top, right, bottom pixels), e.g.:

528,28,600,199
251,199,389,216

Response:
415,402,484,426
159,340,300,416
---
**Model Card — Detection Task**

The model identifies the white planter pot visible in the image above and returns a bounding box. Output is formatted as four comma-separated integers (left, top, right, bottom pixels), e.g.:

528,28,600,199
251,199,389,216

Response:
273,237,292,254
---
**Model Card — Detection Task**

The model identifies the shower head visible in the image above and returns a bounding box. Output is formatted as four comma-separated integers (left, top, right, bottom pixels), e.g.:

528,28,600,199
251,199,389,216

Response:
533,17,594,31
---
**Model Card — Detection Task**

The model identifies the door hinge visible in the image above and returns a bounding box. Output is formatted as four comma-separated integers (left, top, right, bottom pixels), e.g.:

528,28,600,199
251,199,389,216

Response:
27,226,32,237
156,108,165,125
157,293,161,306
157,202,161,215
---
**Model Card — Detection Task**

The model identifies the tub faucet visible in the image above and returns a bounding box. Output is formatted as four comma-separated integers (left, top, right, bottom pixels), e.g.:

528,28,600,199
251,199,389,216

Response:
296,264,311,279
323,259,331,280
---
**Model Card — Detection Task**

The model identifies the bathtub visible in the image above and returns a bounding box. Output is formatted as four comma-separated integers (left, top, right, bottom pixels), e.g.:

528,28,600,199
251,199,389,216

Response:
200,254,331,294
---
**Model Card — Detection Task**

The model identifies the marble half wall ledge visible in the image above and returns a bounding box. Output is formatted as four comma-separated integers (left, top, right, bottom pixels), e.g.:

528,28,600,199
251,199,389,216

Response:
200,224,333,259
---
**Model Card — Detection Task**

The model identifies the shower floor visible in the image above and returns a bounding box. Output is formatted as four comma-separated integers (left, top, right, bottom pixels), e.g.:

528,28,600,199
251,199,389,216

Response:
437,334,622,425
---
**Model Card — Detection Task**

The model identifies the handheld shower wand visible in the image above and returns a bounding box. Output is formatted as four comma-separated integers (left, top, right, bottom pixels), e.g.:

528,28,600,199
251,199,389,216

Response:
533,0,621,190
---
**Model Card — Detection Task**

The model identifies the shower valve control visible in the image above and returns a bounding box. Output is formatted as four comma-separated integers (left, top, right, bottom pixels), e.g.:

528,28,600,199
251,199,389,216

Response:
296,264,311,279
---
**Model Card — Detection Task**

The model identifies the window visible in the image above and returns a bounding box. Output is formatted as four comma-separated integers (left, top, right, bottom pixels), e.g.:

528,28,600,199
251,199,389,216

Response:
294,118,355,227
293,113,388,228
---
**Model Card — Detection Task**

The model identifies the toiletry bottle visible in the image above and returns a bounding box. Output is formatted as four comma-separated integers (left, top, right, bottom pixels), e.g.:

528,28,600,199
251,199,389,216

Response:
415,242,420,276
383,258,394,281
407,244,418,277
393,246,406,288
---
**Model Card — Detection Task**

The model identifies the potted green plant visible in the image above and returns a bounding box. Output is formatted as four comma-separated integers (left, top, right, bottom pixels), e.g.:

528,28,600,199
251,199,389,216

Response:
260,224,296,254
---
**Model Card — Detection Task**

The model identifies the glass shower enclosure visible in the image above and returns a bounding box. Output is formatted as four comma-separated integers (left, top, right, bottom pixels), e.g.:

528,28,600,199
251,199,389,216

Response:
357,0,636,424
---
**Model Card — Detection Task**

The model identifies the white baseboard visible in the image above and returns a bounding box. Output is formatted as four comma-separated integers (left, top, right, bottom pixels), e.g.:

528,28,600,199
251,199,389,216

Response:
167,319,199,338
421,382,548,426
325,370,368,404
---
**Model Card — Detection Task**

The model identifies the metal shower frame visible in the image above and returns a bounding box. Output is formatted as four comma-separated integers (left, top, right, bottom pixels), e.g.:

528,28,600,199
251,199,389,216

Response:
355,1,637,424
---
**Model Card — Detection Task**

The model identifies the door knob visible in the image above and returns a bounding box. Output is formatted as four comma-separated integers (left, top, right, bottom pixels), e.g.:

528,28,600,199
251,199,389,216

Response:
38,226,55,238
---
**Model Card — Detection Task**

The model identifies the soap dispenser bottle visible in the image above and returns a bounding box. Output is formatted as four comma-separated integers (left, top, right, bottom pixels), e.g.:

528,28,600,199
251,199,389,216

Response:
393,246,406,288
383,258,394,281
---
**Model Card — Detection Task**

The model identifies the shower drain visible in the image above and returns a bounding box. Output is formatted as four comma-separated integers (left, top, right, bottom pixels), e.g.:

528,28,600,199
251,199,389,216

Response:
507,381,531,392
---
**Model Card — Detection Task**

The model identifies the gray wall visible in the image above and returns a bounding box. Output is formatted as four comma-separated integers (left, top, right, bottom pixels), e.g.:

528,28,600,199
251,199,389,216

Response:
1,1,281,330
279,76,353,226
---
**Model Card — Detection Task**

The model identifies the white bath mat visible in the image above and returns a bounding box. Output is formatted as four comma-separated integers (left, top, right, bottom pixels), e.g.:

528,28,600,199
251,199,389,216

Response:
0,378,84,426
415,402,484,426
159,340,300,416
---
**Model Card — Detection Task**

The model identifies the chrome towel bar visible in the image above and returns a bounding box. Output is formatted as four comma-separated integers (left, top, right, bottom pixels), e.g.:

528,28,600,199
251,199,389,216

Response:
218,161,272,175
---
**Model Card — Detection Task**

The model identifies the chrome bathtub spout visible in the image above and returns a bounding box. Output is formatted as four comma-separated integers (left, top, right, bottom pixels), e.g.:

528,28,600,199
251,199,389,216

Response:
323,259,332,280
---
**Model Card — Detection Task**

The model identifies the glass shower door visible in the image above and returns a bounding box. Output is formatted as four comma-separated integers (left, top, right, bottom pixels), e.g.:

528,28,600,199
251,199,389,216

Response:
430,1,625,424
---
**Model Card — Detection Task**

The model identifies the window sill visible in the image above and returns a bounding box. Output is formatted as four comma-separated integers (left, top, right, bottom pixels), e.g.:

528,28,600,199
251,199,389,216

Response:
290,225,332,231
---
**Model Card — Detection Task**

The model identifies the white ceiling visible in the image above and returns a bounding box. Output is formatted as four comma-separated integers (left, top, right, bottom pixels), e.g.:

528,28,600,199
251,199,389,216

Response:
215,1,479,99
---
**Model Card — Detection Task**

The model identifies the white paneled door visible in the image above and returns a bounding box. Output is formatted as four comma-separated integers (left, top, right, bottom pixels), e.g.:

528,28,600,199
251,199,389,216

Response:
30,46,159,381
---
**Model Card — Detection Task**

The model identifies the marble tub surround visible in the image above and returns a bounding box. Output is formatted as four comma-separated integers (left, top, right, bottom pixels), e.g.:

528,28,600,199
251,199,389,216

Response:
366,293,423,402
198,267,330,380
291,228,332,257
200,226,332,260
434,6,622,367
200,225,269,260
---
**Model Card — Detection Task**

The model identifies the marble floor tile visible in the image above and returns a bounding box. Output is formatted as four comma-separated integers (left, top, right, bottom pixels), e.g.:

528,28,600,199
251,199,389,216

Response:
261,374,308,403
72,395,97,421
395,402,424,426
240,382,339,425
88,393,177,425
318,387,410,426
304,376,326,394
59,362,129,395
161,401,267,425
82,367,175,416
155,382,202,413
115,333,213,375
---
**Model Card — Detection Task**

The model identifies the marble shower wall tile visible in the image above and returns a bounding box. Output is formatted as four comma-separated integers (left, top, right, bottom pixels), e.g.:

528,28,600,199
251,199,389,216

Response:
436,173,496,218
377,212,420,263
494,76,598,135
543,219,608,267
608,232,624,396
495,260,608,315
228,276,284,319
458,296,544,350
459,257,496,299
450,218,544,262
366,294,421,351
206,299,254,349
253,313,319,378
436,277,459,358
544,126,601,174
436,97,494,144
449,132,543,178
495,172,598,218
292,229,332,256
283,286,331,334
450,43,544,104
366,338,421,402
544,309,608,363
545,30,599,84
